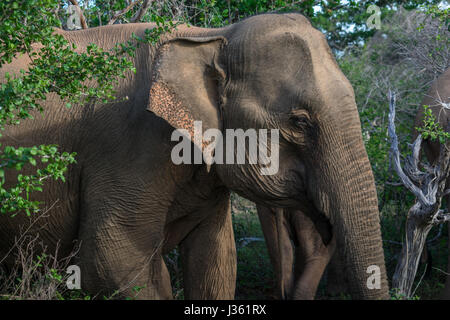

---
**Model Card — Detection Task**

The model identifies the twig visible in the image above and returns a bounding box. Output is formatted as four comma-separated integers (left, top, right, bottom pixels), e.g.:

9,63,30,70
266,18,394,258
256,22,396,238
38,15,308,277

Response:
411,263,427,297
0,200,58,265
385,181,405,186
130,0,153,23
432,267,450,276
383,239,403,246
108,0,143,25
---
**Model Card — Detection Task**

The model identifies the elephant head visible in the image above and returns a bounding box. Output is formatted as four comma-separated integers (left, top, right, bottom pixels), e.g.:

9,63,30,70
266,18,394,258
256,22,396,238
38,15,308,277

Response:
147,13,389,299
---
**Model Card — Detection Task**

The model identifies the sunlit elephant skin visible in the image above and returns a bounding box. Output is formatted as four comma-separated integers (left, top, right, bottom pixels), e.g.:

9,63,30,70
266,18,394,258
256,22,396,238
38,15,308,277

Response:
0,13,389,299
413,67,450,299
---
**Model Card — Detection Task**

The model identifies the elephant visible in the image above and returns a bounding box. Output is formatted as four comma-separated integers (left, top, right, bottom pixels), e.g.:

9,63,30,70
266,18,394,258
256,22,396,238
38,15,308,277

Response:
413,67,450,299
256,205,335,299
0,13,389,299
257,205,356,299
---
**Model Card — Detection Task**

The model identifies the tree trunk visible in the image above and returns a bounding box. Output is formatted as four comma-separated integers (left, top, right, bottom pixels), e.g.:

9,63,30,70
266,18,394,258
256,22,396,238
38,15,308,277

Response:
392,214,433,297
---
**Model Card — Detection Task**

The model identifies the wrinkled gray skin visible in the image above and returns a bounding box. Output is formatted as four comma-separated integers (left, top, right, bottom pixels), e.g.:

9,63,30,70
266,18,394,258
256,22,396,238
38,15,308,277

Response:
413,67,450,299
256,205,335,299
0,13,389,299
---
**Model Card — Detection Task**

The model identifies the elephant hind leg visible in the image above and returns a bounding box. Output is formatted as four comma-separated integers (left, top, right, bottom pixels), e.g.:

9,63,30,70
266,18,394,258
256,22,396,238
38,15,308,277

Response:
76,200,173,299
77,234,172,299
77,233,172,299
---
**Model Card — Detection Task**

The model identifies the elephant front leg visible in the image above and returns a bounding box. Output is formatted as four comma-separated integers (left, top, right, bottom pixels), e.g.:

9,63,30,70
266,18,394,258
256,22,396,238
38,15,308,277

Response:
257,205,334,300
179,195,237,299
256,205,295,299
291,210,335,300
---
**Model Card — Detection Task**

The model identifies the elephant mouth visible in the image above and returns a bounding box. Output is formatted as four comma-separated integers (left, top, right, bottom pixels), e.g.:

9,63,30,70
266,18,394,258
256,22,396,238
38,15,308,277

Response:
256,196,309,211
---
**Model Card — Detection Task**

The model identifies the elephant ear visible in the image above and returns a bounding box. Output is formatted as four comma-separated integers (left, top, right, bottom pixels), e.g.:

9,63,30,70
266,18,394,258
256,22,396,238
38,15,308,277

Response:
147,36,227,153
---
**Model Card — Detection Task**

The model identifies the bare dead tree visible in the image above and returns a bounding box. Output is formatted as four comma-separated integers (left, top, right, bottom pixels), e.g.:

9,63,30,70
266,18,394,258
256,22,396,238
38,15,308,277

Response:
68,0,88,29
389,90,450,297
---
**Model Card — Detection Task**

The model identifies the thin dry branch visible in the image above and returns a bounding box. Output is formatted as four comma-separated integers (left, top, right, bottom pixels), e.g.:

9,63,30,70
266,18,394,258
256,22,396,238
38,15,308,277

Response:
0,212,81,300
108,0,143,25
68,0,88,29
130,0,153,23
390,9,450,77
388,91,430,205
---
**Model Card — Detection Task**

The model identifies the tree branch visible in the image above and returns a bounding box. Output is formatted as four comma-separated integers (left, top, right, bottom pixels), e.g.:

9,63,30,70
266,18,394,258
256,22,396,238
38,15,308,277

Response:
432,210,450,225
130,0,153,23
68,0,88,29
390,89,450,298
107,0,143,25
388,90,430,205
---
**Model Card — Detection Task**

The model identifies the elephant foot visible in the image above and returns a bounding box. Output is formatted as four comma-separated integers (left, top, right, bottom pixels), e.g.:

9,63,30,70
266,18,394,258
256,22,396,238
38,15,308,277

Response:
292,258,331,300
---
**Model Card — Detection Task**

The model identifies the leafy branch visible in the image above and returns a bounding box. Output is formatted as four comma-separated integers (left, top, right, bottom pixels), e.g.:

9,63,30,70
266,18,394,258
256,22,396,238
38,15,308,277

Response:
0,0,177,216
0,145,76,216
416,105,450,144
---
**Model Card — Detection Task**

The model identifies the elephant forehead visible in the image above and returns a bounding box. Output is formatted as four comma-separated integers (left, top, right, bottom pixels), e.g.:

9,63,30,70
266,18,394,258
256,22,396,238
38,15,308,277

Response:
227,27,351,111
228,15,332,72
230,32,312,76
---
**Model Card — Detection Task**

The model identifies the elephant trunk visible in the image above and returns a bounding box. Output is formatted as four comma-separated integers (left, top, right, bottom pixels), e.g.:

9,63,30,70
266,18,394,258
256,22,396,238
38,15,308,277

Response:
315,121,389,299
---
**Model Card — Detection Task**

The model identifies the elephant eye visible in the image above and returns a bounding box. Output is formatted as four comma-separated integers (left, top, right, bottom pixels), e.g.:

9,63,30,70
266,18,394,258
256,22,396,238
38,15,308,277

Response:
290,116,309,129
